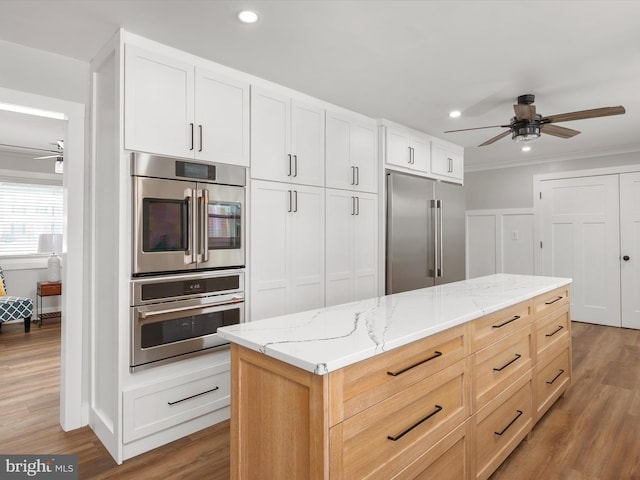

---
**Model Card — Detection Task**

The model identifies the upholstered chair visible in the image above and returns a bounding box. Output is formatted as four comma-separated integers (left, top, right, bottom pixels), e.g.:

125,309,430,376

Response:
0,266,33,332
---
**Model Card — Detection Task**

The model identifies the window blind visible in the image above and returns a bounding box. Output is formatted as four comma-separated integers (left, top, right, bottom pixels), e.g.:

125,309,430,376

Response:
0,181,63,255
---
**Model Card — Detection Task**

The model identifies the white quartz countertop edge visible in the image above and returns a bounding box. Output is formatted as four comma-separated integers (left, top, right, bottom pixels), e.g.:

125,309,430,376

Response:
219,274,572,375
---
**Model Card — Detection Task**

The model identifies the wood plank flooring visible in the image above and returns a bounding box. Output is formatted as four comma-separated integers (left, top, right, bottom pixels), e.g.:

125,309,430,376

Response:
1,320,638,479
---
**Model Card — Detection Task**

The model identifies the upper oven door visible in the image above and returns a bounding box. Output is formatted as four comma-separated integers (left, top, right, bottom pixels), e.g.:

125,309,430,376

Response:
196,183,245,270
133,176,197,275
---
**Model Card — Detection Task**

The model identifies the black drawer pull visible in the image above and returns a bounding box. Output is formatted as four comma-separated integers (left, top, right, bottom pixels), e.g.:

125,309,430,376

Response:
387,351,443,376
545,296,563,305
545,325,564,337
546,369,565,385
387,405,443,441
168,386,219,406
493,353,522,372
495,409,523,436
492,315,520,329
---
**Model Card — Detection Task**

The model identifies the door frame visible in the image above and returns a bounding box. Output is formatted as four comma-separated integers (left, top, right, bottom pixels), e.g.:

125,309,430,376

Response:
533,164,640,275
0,86,87,430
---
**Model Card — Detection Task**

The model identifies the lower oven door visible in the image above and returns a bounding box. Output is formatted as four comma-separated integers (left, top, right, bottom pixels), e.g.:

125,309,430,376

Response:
131,293,244,371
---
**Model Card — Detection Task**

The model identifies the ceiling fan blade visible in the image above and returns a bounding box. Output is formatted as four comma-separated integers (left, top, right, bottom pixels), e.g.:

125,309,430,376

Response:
478,130,511,147
513,104,536,121
543,105,625,123
34,154,59,159
445,124,510,133
541,124,581,139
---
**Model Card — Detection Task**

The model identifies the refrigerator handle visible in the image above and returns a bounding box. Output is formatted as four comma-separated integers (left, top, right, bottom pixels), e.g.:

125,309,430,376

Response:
431,199,438,278
438,199,443,278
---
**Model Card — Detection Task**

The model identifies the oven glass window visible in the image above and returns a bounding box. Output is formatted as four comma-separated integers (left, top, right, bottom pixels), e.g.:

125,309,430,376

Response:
143,198,188,252
208,201,242,250
141,308,240,349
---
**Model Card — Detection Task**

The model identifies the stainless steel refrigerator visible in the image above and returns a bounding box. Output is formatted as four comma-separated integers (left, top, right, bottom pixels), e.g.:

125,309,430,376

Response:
386,171,466,294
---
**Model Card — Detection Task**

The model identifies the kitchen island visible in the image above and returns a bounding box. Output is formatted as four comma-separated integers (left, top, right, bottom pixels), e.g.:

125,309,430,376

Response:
218,274,572,479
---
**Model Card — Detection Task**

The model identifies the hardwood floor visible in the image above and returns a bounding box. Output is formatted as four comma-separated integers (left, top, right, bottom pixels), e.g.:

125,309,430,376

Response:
1,320,638,479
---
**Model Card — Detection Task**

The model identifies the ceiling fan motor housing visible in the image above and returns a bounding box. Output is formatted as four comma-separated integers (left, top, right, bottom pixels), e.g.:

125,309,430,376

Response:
511,114,542,141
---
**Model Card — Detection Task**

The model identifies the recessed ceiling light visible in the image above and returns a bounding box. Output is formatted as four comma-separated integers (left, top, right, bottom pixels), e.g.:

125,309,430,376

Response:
521,145,531,152
238,10,259,24
449,110,461,118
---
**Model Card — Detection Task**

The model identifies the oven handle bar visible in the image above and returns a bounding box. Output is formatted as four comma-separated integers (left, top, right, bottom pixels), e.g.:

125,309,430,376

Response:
139,296,244,319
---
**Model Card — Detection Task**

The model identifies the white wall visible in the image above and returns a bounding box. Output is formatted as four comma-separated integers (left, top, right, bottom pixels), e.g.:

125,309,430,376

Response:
465,151,640,210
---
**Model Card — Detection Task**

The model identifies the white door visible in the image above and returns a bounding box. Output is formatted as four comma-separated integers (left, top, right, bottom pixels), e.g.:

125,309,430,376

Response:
250,87,291,182
385,127,412,168
540,175,620,326
353,192,379,301
620,172,640,329
325,189,354,307
250,180,290,321
411,134,431,173
291,100,325,187
288,184,325,313
325,112,352,191
351,123,378,193
195,69,249,166
124,44,194,158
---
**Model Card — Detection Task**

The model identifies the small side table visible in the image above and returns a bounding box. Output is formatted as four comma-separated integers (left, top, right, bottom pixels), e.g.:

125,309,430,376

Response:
36,281,62,326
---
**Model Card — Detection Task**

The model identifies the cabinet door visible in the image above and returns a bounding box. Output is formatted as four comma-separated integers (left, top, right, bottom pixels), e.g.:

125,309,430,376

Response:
352,123,378,193
325,112,353,191
431,142,464,183
195,69,249,166
289,185,325,313
250,88,291,182
124,44,194,158
620,171,640,329
250,180,290,321
411,134,431,173
291,100,325,187
353,192,379,301
386,127,412,168
326,189,355,307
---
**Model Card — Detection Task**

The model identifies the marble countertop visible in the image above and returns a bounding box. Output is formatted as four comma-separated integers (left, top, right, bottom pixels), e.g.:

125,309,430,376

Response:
218,274,572,375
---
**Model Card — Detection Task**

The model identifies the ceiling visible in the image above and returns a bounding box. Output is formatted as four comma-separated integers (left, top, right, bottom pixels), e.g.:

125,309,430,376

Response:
1,0,639,171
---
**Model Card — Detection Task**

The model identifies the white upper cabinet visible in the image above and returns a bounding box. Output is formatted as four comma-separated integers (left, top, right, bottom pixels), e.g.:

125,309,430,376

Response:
431,140,464,184
325,111,378,193
124,44,249,166
385,124,431,174
251,87,324,187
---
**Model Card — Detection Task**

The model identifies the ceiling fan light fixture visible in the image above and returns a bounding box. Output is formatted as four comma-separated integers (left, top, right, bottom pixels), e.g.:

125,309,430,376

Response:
512,123,541,142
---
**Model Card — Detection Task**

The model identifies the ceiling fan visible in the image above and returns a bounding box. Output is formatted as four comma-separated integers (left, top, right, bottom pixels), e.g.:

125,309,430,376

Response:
445,94,625,147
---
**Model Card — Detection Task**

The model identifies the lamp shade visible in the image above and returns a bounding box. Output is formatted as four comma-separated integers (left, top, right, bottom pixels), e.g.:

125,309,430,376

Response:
38,233,63,254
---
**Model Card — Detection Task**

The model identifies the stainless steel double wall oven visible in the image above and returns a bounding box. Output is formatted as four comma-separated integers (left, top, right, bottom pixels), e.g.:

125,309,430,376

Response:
130,153,246,371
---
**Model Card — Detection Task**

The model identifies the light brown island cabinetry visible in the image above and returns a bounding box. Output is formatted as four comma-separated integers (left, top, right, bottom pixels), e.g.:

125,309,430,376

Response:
230,286,571,480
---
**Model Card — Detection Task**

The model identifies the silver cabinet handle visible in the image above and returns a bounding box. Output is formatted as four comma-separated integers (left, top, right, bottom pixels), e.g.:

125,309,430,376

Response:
293,155,298,177
351,166,355,186
355,166,360,185
189,123,195,151
407,146,412,164
351,196,355,215
287,154,292,176
199,125,203,152
293,190,298,212
356,196,360,215
447,157,453,173
288,190,292,212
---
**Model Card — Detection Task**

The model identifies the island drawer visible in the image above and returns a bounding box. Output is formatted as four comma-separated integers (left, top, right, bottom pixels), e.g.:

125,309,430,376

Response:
533,285,570,318
123,364,230,443
535,304,570,362
331,323,468,422
392,420,471,480
475,371,533,480
535,342,571,423
330,357,470,480
473,324,533,411
471,300,533,351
